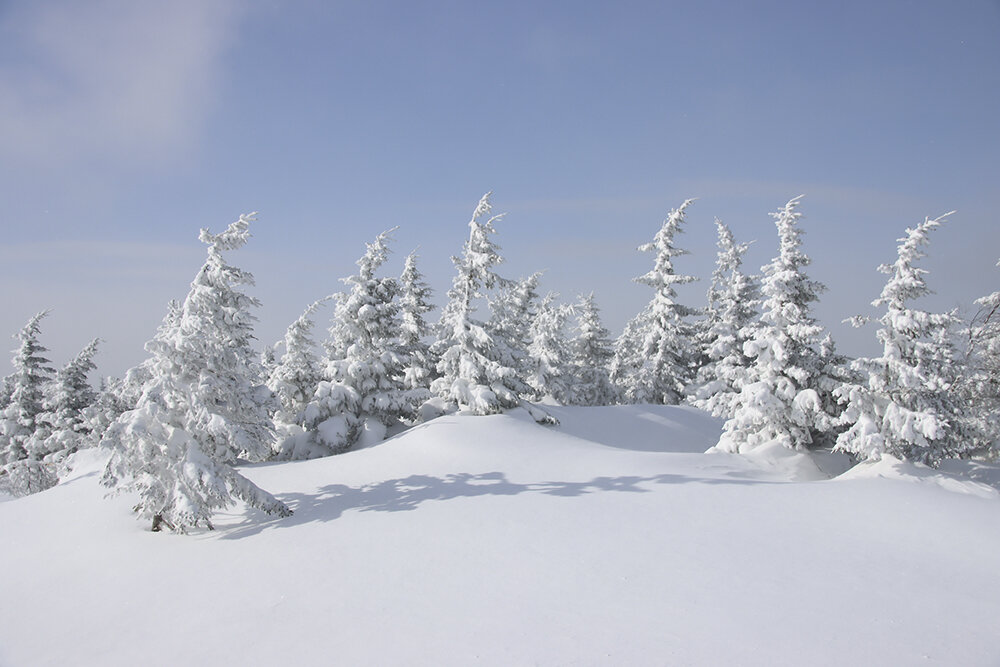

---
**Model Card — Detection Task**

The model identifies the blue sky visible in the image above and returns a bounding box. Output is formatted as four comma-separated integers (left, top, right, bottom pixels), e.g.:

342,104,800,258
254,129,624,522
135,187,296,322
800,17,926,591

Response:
1,0,999,378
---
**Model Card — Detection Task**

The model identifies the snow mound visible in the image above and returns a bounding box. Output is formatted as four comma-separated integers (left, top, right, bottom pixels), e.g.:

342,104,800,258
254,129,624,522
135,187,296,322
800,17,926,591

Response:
2,406,1000,667
837,454,1000,499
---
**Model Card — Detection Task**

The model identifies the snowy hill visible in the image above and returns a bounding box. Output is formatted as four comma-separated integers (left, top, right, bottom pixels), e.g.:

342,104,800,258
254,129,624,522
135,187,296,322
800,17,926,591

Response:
2,405,999,666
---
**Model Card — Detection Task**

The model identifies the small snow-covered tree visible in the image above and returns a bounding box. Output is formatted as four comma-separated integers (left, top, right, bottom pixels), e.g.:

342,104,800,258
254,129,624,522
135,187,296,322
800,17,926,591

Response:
398,250,436,393
1,312,55,467
102,214,290,532
488,271,542,380
834,215,974,464
716,197,836,453
525,293,574,403
690,219,759,418
570,293,617,406
431,193,529,414
611,199,699,405
27,337,101,462
268,298,329,435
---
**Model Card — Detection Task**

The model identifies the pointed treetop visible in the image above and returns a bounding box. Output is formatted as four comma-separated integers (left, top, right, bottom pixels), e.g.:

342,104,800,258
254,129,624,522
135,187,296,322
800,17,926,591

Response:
198,212,257,252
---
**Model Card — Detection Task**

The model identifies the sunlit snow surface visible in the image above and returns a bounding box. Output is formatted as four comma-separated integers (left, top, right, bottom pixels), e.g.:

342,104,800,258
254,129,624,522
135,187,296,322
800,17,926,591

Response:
1,405,998,666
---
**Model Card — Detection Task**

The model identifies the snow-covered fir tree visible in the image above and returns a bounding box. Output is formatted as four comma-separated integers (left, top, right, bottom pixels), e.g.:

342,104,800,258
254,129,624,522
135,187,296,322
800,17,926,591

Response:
716,197,836,453
101,214,290,532
570,293,617,406
398,250,436,393
962,258,1000,454
525,293,574,403
834,214,976,464
27,337,101,462
268,298,329,446
431,192,529,414
330,229,417,437
611,199,699,405
290,229,418,458
690,219,759,418
1,312,55,464
488,271,542,380
0,311,58,495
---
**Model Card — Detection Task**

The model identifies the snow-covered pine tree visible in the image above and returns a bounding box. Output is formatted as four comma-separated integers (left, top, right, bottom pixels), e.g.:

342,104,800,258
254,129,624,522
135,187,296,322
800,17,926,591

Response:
0,312,55,465
27,337,101,462
398,250,436,393
716,196,836,453
488,271,542,381
101,214,290,532
525,293,574,403
290,229,417,458
431,192,529,414
330,228,417,440
0,311,59,496
962,258,1000,455
690,219,759,418
268,298,329,443
834,214,975,464
610,199,699,405
570,293,617,406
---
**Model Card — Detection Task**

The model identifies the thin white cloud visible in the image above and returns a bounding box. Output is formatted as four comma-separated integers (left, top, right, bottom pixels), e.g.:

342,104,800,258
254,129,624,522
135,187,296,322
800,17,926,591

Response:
0,0,239,168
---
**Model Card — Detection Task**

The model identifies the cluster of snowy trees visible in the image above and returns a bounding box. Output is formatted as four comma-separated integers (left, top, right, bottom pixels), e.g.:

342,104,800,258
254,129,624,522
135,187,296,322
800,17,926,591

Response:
2,193,997,531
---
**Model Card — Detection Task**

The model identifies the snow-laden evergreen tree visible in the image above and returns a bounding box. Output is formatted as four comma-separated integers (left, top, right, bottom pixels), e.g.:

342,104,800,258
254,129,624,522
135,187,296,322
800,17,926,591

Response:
834,214,975,464
268,298,329,441
525,293,574,403
962,258,1000,455
27,337,101,462
431,192,529,414
690,219,759,418
329,229,417,438
610,199,699,405
289,229,418,458
101,214,290,532
488,271,542,381
570,293,617,406
0,312,55,466
716,197,836,453
398,250,436,393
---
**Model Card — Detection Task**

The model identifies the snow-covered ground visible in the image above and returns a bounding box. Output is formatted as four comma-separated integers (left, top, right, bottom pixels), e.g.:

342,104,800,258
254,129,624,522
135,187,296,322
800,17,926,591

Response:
2,405,999,666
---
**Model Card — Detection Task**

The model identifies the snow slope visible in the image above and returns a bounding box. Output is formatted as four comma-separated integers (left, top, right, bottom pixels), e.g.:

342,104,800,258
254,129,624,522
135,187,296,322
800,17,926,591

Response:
1,405,999,666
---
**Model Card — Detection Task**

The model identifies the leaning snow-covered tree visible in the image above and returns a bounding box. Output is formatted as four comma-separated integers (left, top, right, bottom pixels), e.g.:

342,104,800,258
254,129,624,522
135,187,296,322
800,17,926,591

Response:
690,219,759,418
398,250,437,393
101,214,290,532
525,293,574,404
834,214,976,464
611,199,699,405
431,192,530,414
570,293,617,406
716,197,837,453
27,337,101,463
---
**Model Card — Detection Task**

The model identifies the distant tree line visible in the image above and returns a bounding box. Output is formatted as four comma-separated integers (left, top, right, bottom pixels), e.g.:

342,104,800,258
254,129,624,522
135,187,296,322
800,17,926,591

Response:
1,193,997,532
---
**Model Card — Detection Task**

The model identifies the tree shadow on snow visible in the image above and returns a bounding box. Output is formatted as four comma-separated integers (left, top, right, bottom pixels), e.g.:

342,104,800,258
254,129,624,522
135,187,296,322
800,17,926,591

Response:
220,470,767,540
